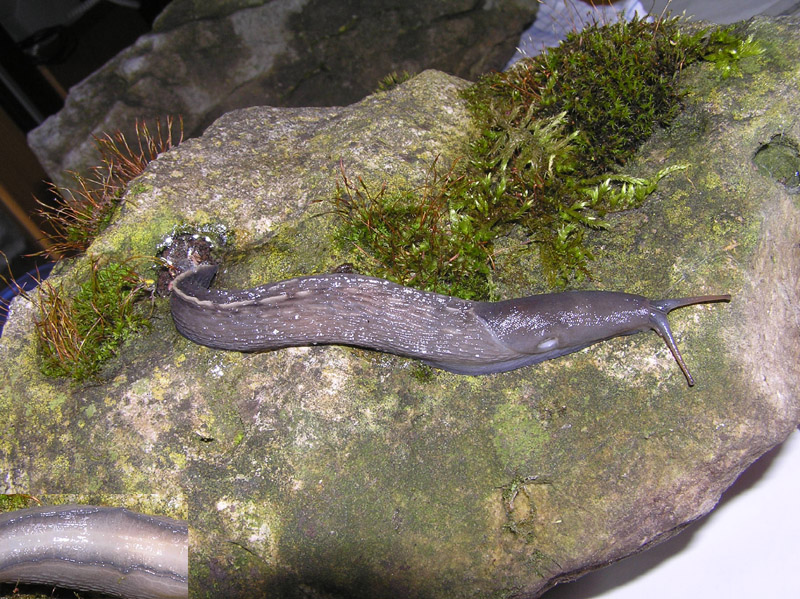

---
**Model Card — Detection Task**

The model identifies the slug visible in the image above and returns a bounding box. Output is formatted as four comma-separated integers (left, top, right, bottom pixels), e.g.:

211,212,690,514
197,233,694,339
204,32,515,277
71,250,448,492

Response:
0,505,188,599
170,265,730,385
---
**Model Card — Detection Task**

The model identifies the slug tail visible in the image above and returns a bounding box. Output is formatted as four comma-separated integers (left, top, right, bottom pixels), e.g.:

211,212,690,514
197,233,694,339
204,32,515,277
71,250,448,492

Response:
648,294,730,386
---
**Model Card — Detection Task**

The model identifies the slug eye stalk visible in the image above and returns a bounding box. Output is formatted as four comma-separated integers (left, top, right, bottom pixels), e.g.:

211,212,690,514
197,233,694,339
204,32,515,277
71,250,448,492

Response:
649,295,732,386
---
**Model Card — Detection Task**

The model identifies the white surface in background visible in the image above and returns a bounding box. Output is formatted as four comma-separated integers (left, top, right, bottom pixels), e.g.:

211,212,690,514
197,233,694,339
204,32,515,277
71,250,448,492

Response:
505,0,649,67
544,429,800,598
646,0,798,22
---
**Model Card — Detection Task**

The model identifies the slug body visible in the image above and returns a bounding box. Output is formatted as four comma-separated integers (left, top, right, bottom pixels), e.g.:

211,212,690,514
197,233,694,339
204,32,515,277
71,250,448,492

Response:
0,505,188,599
171,265,730,385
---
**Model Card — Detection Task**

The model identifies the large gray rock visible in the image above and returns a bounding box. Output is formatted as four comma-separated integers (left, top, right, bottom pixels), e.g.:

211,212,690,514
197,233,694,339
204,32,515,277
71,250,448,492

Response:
2,16,799,599
27,0,539,187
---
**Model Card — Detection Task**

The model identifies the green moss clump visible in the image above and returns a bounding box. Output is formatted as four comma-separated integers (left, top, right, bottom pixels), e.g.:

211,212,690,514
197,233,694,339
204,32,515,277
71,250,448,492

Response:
458,17,753,286
21,117,183,380
0,494,38,512
332,160,493,299
460,14,711,266
331,17,761,292
376,70,414,92
702,30,764,79
31,259,154,381
332,111,578,299
466,16,710,173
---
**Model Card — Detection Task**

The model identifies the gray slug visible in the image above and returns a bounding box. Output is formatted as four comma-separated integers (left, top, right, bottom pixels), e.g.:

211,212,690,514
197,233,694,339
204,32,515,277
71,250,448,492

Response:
170,265,730,385
0,505,188,599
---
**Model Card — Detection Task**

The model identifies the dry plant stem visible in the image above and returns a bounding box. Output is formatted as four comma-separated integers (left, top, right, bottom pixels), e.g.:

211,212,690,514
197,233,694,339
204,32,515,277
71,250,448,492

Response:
36,116,184,258
95,116,184,188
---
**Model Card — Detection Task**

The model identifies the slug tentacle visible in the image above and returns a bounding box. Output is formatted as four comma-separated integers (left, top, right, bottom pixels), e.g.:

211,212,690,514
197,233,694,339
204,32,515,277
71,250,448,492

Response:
647,295,732,386
170,265,730,384
649,295,733,313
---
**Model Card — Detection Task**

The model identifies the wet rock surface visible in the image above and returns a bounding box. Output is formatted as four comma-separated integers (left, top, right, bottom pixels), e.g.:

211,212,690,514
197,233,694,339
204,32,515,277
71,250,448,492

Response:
3,16,800,599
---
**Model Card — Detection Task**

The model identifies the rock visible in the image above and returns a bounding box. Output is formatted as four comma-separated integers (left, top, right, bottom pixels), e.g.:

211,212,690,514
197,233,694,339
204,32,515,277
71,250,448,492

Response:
3,16,800,599
27,0,540,187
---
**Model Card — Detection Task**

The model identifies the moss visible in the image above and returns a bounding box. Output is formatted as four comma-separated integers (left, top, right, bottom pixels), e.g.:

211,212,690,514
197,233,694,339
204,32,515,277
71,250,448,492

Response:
375,70,414,92
29,258,155,381
456,16,753,288
126,180,152,197
702,30,764,79
0,494,38,511
14,118,186,381
330,159,497,298
38,117,182,258
464,17,752,172
327,17,761,292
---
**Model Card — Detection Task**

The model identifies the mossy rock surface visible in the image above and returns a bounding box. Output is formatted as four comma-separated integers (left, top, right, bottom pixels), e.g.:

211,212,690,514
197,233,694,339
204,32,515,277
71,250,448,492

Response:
2,17,800,599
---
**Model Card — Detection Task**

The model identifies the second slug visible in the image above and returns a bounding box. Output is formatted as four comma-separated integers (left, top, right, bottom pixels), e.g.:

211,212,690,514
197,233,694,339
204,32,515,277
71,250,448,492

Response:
170,265,730,385
0,505,188,599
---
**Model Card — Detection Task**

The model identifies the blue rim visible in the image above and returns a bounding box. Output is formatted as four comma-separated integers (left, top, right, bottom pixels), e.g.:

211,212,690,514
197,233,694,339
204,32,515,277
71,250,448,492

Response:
0,262,56,336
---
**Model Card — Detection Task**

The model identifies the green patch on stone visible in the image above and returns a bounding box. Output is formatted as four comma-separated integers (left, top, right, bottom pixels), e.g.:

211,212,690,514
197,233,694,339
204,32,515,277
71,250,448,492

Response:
492,402,549,468
702,30,764,79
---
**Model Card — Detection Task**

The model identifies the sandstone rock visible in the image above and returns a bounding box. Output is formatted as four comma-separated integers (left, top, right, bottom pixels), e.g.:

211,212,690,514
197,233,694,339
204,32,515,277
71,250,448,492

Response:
3,16,800,599
27,0,539,187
